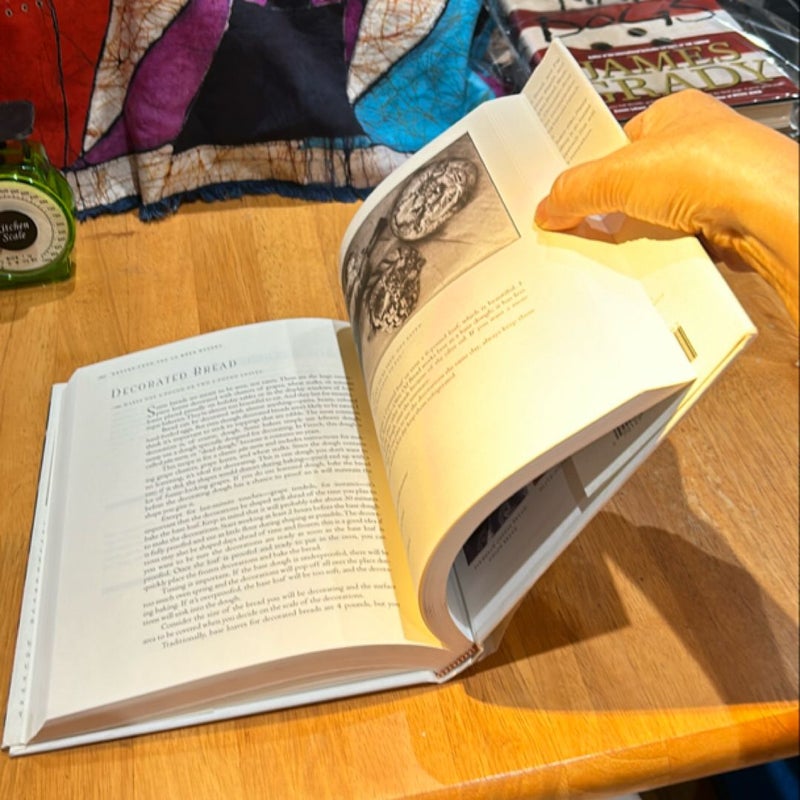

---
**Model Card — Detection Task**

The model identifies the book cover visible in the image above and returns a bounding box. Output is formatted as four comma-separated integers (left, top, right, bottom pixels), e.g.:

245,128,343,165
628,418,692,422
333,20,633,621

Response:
490,0,799,126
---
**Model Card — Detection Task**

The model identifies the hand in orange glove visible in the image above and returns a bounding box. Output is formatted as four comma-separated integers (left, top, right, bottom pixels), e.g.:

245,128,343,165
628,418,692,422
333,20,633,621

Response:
535,90,799,326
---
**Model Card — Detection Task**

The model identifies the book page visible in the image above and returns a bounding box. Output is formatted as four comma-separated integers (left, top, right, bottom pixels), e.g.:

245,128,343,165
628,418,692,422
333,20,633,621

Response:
337,42,697,646
522,38,628,165
442,42,755,641
29,319,448,741
450,462,584,638
449,394,680,640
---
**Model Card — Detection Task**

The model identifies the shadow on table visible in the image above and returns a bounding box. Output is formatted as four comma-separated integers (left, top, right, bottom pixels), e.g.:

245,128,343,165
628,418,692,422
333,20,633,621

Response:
464,441,798,710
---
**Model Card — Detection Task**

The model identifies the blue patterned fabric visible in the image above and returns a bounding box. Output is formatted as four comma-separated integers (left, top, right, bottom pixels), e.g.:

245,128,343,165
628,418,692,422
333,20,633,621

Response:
1,1,495,219
354,0,493,152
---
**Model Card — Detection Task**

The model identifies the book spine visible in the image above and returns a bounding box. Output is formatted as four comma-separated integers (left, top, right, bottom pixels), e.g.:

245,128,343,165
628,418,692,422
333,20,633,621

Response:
434,643,481,680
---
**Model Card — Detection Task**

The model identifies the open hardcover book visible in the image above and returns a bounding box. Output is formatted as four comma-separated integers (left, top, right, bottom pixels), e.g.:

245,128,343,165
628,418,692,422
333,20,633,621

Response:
3,41,755,755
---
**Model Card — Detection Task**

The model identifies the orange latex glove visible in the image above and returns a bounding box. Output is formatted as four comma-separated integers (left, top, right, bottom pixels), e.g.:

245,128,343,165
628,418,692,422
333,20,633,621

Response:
535,90,799,326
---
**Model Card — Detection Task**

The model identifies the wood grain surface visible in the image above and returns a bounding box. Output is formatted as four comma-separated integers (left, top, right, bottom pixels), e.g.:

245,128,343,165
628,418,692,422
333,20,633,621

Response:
1,196,797,799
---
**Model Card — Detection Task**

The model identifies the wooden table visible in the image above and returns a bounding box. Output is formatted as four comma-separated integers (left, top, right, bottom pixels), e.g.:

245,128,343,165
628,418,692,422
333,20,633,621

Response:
1,196,797,799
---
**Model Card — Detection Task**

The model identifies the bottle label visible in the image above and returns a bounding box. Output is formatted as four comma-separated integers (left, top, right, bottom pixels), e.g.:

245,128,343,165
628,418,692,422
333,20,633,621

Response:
0,181,71,272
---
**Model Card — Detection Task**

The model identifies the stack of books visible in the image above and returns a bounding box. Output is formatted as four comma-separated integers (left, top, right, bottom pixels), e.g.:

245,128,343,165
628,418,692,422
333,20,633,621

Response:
486,0,799,133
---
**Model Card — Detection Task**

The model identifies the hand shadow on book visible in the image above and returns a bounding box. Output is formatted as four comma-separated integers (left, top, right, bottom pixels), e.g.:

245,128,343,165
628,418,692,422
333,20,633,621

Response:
463,440,798,710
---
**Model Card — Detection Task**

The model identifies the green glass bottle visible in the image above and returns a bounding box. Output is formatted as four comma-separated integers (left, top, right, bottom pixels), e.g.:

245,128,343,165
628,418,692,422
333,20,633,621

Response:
0,101,76,287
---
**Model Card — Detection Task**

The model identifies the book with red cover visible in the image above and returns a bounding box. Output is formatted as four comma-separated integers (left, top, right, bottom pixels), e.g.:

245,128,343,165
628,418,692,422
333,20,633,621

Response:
490,0,799,130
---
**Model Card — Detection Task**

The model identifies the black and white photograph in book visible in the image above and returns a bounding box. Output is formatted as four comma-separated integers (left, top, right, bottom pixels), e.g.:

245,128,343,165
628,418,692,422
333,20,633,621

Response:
342,132,520,385
461,483,531,566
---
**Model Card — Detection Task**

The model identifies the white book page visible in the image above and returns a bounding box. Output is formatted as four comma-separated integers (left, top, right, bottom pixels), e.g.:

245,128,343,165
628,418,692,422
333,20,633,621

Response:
522,38,628,165
451,393,680,639
445,45,753,642
451,462,585,640
337,42,695,647
570,392,684,496
31,319,446,741
451,393,685,641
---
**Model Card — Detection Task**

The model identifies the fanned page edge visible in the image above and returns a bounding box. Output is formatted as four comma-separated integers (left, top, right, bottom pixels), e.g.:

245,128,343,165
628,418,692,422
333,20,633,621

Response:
522,39,629,166
6,667,437,756
3,384,66,750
